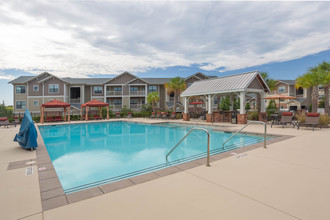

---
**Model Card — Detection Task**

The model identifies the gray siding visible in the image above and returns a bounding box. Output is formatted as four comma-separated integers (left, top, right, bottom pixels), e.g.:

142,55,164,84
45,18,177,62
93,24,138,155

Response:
107,73,136,85
248,78,264,90
44,77,65,96
28,78,42,96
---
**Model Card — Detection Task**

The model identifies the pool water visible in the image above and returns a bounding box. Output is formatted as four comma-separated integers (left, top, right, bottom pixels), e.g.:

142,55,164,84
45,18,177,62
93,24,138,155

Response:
39,121,268,193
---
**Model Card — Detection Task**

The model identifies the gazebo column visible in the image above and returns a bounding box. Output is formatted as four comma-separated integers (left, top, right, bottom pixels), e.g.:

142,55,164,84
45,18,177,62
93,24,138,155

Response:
85,106,89,121
106,106,109,120
183,97,190,121
206,94,213,122
237,91,247,124
259,92,267,122
64,107,67,121
68,106,71,122
99,106,102,118
80,107,83,120
40,107,44,123
229,95,234,111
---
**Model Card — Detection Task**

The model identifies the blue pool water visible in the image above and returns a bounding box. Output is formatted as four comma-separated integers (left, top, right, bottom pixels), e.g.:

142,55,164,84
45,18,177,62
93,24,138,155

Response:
39,121,268,193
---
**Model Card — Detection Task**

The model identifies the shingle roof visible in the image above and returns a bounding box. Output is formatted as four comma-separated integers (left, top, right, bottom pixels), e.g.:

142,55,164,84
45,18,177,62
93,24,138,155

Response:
277,80,295,85
61,78,110,85
141,78,171,84
9,76,34,84
181,71,269,97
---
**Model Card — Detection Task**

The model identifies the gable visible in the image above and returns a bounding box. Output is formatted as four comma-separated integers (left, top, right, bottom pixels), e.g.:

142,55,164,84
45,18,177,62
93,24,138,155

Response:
195,73,208,80
127,78,147,85
248,77,265,90
106,72,136,84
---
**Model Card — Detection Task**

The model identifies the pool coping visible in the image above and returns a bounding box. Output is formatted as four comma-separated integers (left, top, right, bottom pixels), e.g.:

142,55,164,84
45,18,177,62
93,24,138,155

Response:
35,120,294,211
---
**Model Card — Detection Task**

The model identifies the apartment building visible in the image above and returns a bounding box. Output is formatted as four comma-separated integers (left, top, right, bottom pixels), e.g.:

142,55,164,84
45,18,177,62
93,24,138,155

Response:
9,71,213,115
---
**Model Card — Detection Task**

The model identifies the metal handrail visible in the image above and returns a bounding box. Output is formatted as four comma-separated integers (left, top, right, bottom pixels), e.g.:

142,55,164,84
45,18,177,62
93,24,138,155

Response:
222,121,267,150
166,127,210,167
191,116,204,127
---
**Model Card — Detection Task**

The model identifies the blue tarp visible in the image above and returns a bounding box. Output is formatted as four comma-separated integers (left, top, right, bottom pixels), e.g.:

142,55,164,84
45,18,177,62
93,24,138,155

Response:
14,109,38,150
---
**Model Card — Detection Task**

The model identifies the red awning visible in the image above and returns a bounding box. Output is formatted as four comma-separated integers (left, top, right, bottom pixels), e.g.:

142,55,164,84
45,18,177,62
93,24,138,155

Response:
81,99,109,107
41,99,71,108
189,101,204,105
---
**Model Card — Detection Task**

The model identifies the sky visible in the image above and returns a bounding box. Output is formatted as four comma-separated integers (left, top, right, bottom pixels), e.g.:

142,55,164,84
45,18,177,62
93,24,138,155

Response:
1,1,330,105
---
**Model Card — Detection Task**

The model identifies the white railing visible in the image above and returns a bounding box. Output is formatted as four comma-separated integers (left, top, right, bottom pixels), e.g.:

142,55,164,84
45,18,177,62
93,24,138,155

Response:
130,91,146,96
106,91,123,96
111,104,122,110
70,98,80,104
130,104,143,109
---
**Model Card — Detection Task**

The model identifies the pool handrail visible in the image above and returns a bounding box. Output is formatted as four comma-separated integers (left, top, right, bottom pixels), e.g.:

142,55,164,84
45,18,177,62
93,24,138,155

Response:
222,121,267,150
166,127,210,167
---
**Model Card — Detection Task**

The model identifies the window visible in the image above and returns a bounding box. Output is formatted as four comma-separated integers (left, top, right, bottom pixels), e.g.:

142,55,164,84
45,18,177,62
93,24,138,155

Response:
148,86,157,93
49,84,59,93
16,86,26,94
296,87,304,95
16,101,26,109
113,87,122,91
33,85,39,91
33,100,39,107
279,99,285,102
113,99,122,105
278,86,285,93
319,85,324,90
130,99,138,104
94,86,103,94
130,87,138,91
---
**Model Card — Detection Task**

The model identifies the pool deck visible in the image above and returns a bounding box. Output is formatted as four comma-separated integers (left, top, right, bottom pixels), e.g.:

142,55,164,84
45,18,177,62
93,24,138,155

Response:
1,119,330,220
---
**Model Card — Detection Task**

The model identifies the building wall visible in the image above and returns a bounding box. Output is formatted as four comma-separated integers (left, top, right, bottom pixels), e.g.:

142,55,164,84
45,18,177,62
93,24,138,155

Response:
44,78,65,96
28,97,42,113
28,78,42,96
85,86,91,102
122,97,130,108
107,73,136,84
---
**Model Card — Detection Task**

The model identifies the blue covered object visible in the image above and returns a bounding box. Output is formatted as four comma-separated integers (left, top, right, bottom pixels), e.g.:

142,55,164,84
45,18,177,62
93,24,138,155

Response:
14,109,38,150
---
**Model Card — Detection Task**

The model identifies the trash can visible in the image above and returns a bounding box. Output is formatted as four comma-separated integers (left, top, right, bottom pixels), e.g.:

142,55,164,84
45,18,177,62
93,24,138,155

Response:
231,111,237,124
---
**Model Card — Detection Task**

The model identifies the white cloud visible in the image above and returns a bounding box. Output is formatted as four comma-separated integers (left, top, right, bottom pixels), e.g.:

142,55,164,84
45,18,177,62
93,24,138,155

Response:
0,1,329,77
0,72,15,80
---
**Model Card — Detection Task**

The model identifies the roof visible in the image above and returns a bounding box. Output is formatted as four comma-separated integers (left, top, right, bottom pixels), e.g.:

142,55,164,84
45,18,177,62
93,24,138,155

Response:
277,80,295,86
264,94,297,99
41,99,70,108
181,71,270,97
81,99,109,107
141,78,171,84
9,76,34,84
62,78,109,85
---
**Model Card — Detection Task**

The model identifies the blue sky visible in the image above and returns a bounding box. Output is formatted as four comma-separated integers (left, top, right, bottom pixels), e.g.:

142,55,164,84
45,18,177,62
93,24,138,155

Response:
1,1,330,105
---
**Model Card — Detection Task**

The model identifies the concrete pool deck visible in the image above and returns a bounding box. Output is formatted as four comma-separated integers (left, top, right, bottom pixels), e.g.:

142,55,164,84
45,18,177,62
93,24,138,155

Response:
1,119,330,220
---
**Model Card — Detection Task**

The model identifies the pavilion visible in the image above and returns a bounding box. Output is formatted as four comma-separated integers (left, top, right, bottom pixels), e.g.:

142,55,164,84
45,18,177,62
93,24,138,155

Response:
180,71,270,124
81,99,110,121
40,99,71,123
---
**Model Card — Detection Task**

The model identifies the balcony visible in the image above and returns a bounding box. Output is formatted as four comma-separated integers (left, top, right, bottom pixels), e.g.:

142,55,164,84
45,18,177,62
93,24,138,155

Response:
70,98,81,104
130,104,143,109
106,91,123,96
130,90,146,96
110,104,122,110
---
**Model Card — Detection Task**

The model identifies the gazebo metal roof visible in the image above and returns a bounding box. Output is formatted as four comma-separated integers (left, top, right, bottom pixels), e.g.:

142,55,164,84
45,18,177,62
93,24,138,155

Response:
81,99,109,107
41,99,71,108
181,71,270,97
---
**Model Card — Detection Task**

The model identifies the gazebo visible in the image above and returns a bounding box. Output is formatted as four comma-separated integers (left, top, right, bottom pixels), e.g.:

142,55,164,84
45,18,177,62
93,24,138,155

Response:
81,99,110,121
40,99,71,123
180,71,270,124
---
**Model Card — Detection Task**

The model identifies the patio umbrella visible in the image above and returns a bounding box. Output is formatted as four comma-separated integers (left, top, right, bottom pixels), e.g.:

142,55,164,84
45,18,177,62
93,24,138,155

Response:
264,94,297,112
189,101,204,114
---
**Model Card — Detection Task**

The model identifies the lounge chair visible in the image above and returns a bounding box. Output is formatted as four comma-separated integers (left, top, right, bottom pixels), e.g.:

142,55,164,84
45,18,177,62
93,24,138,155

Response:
13,116,21,127
116,112,121,118
0,117,10,128
161,112,168,120
46,116,54,122
55,116,63,122
169,112,176,120
127,112,132,118
297,113,320,131
271,112,294,128
93,114,102,120
149,112,156,119
156,112,162,119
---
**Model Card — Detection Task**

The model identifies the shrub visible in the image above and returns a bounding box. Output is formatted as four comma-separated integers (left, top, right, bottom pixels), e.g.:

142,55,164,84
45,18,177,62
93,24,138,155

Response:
319,115,330,127
295,112,306,123
176,113,182,119
247,111,258,120
120,105,132,117
33,116,40,123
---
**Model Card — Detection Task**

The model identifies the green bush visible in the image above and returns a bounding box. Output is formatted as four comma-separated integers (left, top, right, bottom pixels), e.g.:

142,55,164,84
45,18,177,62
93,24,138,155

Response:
247,111,259,120
33,116,40,123
120,105,132,117
266,100,277,117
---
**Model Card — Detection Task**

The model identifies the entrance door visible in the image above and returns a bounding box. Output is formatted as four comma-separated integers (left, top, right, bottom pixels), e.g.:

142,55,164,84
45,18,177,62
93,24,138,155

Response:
70,87,81,103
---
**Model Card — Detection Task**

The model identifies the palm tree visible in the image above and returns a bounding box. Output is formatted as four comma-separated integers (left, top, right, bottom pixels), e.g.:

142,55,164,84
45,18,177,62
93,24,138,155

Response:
318,61,330,115
257,72,276,112
165,77,186,112
147,92,160,113
296,67,320,113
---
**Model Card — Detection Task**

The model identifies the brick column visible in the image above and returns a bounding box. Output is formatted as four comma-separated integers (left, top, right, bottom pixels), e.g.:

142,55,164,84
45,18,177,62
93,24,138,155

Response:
237,114,247,124
213,112,220,122
183,113,190,121
206,114,213,122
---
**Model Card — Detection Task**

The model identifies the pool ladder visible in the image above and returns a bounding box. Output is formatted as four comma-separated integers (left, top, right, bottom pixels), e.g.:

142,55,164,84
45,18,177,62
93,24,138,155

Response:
166,127,210,167
222,121,267,150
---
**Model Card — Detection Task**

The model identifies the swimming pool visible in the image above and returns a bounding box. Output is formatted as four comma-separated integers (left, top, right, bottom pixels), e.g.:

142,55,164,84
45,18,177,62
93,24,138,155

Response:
39,121,269,193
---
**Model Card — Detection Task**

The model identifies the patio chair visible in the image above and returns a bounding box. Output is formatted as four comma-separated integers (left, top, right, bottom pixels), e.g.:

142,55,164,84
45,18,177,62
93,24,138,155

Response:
46,116,54,122
55,116,63,122
161,112,168,120
116,112,121,118
156,112,162,119
297,113,320,131
88,115,94,120
169,112,176,120
271,112,293,128
13,116,21,127
0,117,10,128
93,114,102,120
149,112,156,119
127,112,132,118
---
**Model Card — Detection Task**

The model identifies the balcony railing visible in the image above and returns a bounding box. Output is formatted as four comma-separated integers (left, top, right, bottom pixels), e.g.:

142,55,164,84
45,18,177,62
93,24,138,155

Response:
130,104,143,109
106,91,123,96
111,104,122,110
130,91,146,96
70,98,81,104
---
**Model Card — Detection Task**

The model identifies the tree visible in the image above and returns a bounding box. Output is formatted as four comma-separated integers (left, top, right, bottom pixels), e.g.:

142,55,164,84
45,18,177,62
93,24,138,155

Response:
296,67,320,113
147,92,160,113
318,61,330,115
257,72,276,112
165,77,186,112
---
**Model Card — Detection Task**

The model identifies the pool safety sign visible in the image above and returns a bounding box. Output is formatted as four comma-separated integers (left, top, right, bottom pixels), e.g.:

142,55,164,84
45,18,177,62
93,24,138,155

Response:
25,166,33,176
